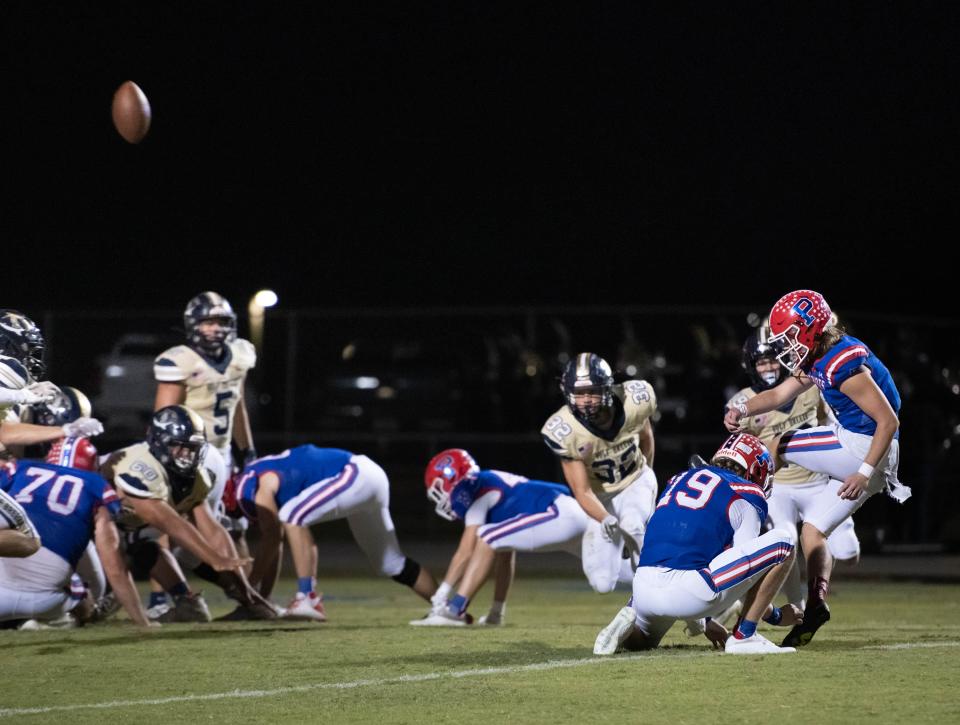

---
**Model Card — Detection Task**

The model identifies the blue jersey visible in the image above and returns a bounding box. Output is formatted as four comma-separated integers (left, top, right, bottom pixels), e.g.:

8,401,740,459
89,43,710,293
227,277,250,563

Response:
450,470,570,523
0,460,120,568
638,466,767,570
236,445,353,517
807,335,901,438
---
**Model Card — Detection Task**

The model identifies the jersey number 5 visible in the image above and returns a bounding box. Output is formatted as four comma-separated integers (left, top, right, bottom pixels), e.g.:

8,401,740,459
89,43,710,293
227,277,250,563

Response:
213,391,234,435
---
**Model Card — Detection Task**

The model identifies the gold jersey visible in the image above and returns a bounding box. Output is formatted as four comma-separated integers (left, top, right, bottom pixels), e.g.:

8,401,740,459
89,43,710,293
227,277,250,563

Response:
726,385,822,485
101,442,216,531
541,380,657,499
153,339,256,455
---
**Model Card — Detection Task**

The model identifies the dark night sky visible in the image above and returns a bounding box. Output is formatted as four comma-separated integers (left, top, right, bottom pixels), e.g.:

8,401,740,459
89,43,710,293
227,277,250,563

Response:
4,2,958,316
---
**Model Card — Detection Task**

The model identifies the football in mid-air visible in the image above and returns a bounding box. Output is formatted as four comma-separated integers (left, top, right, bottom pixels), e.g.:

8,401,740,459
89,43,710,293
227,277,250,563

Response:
111,81,151,144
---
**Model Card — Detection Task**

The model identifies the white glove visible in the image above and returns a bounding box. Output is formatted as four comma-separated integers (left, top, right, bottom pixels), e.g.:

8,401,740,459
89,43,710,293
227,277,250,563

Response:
0,381,59,406
601,515,620,542
62,417,104,438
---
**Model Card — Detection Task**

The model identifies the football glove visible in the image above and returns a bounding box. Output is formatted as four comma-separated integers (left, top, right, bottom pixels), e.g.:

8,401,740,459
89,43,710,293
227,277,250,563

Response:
601,515,620,542
62,417,104,438
0,381,59,405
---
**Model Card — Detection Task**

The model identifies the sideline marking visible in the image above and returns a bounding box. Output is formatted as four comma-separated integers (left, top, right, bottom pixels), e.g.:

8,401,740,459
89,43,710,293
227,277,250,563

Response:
2,641,958,718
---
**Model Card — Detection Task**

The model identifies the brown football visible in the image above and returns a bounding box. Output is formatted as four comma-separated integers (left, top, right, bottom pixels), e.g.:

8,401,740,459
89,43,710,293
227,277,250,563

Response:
111,81,151,144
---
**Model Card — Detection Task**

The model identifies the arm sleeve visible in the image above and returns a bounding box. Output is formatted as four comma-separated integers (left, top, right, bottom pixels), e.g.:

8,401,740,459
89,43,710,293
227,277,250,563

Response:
463,491,499,527
728,498,762,547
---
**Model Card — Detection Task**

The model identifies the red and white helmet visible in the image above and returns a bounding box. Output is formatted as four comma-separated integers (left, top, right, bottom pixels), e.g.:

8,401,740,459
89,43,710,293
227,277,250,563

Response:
45,436,98,472
711,433,774,495
768,290,833,372
424,448,479,521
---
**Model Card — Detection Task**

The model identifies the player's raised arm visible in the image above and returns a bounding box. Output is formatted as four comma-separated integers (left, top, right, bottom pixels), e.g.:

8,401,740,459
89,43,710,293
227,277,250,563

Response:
724,375,810,431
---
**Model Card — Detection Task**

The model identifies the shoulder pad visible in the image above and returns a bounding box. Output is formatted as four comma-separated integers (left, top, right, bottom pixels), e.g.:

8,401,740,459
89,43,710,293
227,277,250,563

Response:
154,345,196,382
622,379,657,418
107,444,168,499
726,388,752,410
0,356,30,390
230,338,257,369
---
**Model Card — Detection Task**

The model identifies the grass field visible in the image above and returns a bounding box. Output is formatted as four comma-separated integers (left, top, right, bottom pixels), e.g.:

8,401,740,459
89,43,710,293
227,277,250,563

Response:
2,577,959,724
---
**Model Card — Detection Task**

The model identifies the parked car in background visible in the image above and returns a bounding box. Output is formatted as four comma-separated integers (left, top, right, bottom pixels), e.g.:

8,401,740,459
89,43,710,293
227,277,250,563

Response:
93,333,179,438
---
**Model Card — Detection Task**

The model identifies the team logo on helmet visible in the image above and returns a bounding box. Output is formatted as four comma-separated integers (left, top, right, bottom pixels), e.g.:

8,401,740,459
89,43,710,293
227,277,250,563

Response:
32,386,92,427
424,448,479,521
768,290,833,373
147,405,207,477
711,433,774,496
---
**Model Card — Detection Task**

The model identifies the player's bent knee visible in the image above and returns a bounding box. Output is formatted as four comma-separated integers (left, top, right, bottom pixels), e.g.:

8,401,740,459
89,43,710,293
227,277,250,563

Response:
769,526,797,548
587,574,618,594
391,557,421,587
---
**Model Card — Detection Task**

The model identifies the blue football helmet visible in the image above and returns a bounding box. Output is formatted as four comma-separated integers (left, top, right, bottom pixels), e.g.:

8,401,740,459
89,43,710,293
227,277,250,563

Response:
32,386,92,427
147,405,207,476
0,310,45,380
560,353,615,422
183,292,237,356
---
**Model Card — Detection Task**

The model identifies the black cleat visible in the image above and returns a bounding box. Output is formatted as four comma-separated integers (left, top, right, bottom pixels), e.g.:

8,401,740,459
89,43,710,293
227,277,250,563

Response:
782,600,830,648
215,602,278,621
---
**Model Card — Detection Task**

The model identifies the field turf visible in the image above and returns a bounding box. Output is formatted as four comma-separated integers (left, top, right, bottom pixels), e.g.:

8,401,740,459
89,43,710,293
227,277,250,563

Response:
2,577,959,724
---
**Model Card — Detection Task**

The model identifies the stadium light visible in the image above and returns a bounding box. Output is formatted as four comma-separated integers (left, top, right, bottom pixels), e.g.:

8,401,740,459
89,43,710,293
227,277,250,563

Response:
249,289,278,352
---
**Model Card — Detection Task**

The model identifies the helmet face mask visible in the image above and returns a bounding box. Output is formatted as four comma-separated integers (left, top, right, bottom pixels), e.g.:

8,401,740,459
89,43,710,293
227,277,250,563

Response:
148,405,207,477
0,310,46,380
711,433,774,496
184,292,237,357
768,290,832,373
424,449,479,521
741,331,786,390
561,353,615,423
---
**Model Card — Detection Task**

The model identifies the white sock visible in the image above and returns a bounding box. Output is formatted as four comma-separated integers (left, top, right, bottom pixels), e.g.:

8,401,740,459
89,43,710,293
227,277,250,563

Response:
489,600,506,617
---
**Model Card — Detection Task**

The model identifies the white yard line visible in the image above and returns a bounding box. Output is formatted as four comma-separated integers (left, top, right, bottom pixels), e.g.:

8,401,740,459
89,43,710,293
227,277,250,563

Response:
2,640,958,718
862,641,960,651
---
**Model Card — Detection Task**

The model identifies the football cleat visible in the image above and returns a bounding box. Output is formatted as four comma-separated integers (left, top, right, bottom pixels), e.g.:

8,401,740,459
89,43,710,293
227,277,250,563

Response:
158,592,212,623
216,602,280,621
90,592,121,623
593,606,636,655
725,632,796,655
409,609,469,627
284,594,327,622
782,599,830,648
146,601,172,621
478,612,504,626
